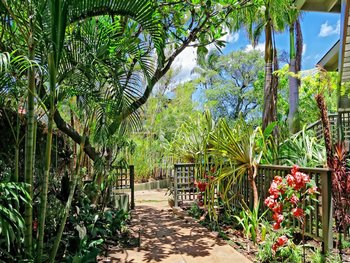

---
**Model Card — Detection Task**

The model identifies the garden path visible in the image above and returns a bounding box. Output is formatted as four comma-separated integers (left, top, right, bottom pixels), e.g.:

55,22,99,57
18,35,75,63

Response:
100,189,252,263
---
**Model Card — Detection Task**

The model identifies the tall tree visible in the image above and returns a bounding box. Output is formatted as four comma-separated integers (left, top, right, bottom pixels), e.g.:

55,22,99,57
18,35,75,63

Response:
287,8,303,133
198,50,265,121
231,0,291,130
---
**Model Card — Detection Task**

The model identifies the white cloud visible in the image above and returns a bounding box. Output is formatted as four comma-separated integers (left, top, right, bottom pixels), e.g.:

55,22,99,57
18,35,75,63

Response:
318,20,340,37
245,43,265,52
220,32,239,43
302,43,307,56
172,46,198,82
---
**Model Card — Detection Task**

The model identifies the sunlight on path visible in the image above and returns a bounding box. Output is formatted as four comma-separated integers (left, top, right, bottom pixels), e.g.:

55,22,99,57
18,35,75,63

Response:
100,189,251,263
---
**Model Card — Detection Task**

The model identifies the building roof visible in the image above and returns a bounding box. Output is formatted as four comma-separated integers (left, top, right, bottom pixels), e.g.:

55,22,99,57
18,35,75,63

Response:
317,40,339,71
295,0,340,13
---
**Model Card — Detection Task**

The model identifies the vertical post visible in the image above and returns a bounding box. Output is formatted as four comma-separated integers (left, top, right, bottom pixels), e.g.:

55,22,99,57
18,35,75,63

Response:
130,165,135,210
321,170,333,254
174,164,178,207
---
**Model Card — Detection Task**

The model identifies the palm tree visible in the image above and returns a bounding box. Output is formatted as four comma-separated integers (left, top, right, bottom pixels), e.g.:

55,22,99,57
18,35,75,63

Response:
230,0,291,130
287,9,303,133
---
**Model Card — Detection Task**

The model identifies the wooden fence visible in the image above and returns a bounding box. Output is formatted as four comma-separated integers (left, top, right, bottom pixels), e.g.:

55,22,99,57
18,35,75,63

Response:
173,163,333,253
113,165,135,209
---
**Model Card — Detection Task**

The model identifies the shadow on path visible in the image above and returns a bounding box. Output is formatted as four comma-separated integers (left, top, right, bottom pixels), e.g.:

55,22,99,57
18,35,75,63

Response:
102,190,251,263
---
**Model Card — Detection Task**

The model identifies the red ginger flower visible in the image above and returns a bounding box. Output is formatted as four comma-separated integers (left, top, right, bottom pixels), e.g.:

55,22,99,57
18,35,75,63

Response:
291,165,299,176
264,195,276,209
272,203,283,214
273,213,284,223
289,194,299,205
292,207,304,218
269,181,280,198
197,181,208,192
273,176,283,184
273,222,281,230
272,235,288,251
286,174,295,187
276,235,288,246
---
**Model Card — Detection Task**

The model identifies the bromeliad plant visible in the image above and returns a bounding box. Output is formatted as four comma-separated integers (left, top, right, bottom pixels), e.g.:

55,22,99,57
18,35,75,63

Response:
264,165,318,261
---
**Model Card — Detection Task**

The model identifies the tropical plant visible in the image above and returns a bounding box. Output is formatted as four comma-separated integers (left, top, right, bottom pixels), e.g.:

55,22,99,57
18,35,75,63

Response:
332,142,350,259
170,110,215,164
264,166,318,262
0,178,31,255
234,201,268,244
279,128,326,167
1,0,165,261
209,118,273,209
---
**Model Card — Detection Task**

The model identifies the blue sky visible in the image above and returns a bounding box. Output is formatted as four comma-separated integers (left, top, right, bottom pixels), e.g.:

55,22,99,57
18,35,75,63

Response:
223,11,341,70
173,11,341,82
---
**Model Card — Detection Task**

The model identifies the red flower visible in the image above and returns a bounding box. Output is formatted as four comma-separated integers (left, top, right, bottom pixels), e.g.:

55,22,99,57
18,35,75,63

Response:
286,174,295,187
292,207,304,218
264,195,276,209
197,181,208,192
276,235,288,246
273,176,283,184
269,182,280,198
272,243,278,251
289,194,299,205
291,165,299,176
273,213,284,223
273,222,281,230
272,235,288,251
272,203,283,214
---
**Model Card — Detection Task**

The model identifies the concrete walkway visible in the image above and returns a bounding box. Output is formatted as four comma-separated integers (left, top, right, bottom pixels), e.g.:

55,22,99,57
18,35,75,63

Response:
101,189,252,263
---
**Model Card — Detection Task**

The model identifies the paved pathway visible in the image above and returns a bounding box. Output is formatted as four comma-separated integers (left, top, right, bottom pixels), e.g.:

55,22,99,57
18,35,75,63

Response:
100,189,252,263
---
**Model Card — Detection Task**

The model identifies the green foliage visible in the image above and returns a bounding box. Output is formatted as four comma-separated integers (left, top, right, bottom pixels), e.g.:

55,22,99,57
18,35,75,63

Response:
130,82,199,179
188,202,204,219
279,128,326,167
310,249,342,263
63,197,129,262
257,231,303,263
275,66,338,127
234,202,267,244
196,50,265,122
0,168,31,254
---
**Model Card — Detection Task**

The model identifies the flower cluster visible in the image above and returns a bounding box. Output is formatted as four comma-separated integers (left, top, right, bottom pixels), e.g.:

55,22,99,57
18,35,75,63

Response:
264,165,318,251
272,235,288,251
194,180,208,192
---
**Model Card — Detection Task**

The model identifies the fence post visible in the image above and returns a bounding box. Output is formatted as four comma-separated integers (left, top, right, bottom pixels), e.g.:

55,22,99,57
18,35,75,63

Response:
321,170,333,254
174,164,178,207
130,165,135,210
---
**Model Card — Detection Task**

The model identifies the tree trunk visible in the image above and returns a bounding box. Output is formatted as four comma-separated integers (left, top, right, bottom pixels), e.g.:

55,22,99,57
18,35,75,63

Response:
37,53,56,263
288,58,299,133
49,138,85,263
249,164,259,210
315,94,333,167
262,19,277,130
288,18,303,134
24,24,35,259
